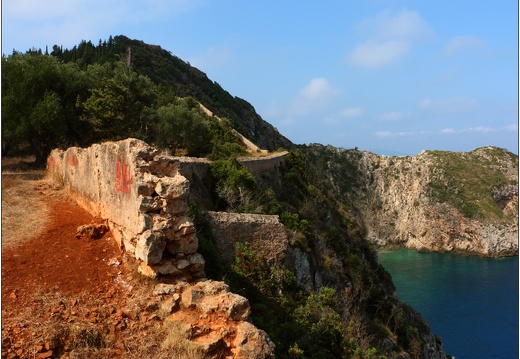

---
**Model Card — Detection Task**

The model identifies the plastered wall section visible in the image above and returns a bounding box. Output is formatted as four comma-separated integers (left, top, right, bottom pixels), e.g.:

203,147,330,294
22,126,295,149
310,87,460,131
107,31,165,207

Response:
47,138,206,281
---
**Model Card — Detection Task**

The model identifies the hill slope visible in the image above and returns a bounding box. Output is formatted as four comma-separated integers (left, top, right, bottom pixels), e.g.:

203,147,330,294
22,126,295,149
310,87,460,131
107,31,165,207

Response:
52,35,293,152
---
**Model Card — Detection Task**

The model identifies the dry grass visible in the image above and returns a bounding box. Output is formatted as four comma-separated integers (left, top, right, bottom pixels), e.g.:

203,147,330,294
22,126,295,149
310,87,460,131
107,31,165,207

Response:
1,156,63,249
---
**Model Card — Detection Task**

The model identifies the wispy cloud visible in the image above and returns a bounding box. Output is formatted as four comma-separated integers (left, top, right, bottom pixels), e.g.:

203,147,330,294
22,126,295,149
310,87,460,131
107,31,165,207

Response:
265,77,342,126
3,0,202,50
324,107,364,125
418,97,478,113
188,45,233,71
348,40,410,69
443,35,485,57
381,111,409,121
376,124,516,138
347,9,432,69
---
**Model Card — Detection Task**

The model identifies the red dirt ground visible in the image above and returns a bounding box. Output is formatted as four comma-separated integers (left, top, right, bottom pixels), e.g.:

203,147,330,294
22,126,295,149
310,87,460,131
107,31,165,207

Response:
2,198,122,299
1,181,140,359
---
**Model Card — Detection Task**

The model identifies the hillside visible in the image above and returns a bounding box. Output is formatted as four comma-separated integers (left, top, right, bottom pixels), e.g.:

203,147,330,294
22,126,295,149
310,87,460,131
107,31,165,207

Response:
51,35,293,152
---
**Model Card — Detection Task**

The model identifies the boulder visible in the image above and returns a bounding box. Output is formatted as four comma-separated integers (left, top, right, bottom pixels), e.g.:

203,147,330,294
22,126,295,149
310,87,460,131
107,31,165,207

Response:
232,322,275,359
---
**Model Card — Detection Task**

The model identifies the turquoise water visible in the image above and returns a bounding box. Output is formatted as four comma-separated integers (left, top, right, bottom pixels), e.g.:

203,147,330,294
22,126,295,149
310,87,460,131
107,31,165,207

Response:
378,249,519,359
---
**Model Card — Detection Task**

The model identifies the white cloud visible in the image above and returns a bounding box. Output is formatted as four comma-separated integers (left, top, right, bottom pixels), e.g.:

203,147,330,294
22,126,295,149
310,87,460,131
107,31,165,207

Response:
264,77,342,122
348,40,409,69
381,111,408,121
3,0,202,51
359,9,432,41
347,9,432,69
465,126,495,133
340,107,364,118
418,97,478,113
443,35,485,56
188,46,233,71
376,124,514,138
375,131,393,138
288,77,342,116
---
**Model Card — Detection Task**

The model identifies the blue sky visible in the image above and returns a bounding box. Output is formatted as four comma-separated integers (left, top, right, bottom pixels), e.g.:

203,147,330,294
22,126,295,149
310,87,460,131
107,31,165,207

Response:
2,0,518,155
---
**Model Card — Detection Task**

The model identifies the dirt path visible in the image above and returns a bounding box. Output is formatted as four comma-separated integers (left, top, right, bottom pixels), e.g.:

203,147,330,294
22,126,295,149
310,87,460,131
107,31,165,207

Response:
1,173,131,357
0,168,186,359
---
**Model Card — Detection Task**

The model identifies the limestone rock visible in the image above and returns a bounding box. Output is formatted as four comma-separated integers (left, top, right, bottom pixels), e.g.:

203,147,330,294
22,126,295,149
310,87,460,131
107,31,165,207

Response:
138,262,158,279
221,293,251,321
152,259,182,275
155,175,189,199
180,287,205,308
75,223,108,239
232,321,275,359
135,230,166,265
166,234,198,255
188,252,205,272
153,283,178,295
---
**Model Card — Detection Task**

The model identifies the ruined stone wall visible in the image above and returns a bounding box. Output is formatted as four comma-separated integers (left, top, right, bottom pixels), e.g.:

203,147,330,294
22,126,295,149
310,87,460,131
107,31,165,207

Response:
238,152,288,194
47,138,205,281
207,211,289,265
46,140,290,281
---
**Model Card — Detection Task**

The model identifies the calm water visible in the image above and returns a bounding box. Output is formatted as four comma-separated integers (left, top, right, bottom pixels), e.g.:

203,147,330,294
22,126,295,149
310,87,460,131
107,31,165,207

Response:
378,249,519,359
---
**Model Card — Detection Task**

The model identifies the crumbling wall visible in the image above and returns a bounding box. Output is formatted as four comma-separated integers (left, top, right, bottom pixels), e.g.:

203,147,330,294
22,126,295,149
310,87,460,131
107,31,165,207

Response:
46,139,290,281
47,138,205,281
207,211,289,265
238,151,288,194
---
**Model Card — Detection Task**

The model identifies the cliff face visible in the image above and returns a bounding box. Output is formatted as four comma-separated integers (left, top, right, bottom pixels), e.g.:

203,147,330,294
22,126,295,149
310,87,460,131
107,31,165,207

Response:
319,145,518,257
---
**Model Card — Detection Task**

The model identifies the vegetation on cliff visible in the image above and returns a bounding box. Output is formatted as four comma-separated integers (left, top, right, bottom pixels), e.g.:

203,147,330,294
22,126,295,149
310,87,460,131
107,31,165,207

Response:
425,147,518,221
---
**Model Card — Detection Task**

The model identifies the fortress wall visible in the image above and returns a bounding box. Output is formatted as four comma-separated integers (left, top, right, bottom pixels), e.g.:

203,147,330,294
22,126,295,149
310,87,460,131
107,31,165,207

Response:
207,211,289,265
47,138,205,281
46,139,290,280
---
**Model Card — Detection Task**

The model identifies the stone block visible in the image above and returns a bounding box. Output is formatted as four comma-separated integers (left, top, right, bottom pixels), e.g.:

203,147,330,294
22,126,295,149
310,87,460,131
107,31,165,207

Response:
135,230,166,265
174,258,190,270
188,252,205,272
166,234,198,255
222,293,251,321
155,175,189,199
180,287,204,308
152,259,182,275
168,199,188,215
153,283,178,295
138,196,163,212
138,262,158,279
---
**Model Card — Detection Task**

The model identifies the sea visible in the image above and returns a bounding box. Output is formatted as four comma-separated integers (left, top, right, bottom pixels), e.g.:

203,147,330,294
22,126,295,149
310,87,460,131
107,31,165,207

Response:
378,249,519,359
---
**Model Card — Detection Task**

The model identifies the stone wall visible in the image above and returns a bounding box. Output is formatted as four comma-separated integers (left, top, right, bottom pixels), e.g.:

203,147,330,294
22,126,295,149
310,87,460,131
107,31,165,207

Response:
207,211,289,265
46,139,290,280
47,138,205,281
238,152,288,194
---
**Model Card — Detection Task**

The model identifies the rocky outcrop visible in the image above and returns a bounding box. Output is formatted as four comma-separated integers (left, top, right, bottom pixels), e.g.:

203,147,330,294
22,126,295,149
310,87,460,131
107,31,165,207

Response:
154,280,275,358
321,145,518,257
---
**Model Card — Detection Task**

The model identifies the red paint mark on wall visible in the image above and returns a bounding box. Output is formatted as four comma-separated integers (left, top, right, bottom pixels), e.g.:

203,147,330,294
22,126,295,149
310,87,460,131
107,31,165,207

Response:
115,160,133,194
68,154,79,166
47,156,55,169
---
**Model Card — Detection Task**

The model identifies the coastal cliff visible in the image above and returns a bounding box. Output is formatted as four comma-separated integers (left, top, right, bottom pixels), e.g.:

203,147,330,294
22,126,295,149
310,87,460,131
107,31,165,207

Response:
315,145,518,257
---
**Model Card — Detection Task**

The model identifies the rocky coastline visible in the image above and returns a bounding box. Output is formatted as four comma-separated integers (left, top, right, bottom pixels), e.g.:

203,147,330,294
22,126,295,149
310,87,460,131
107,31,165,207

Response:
318,145,519,258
